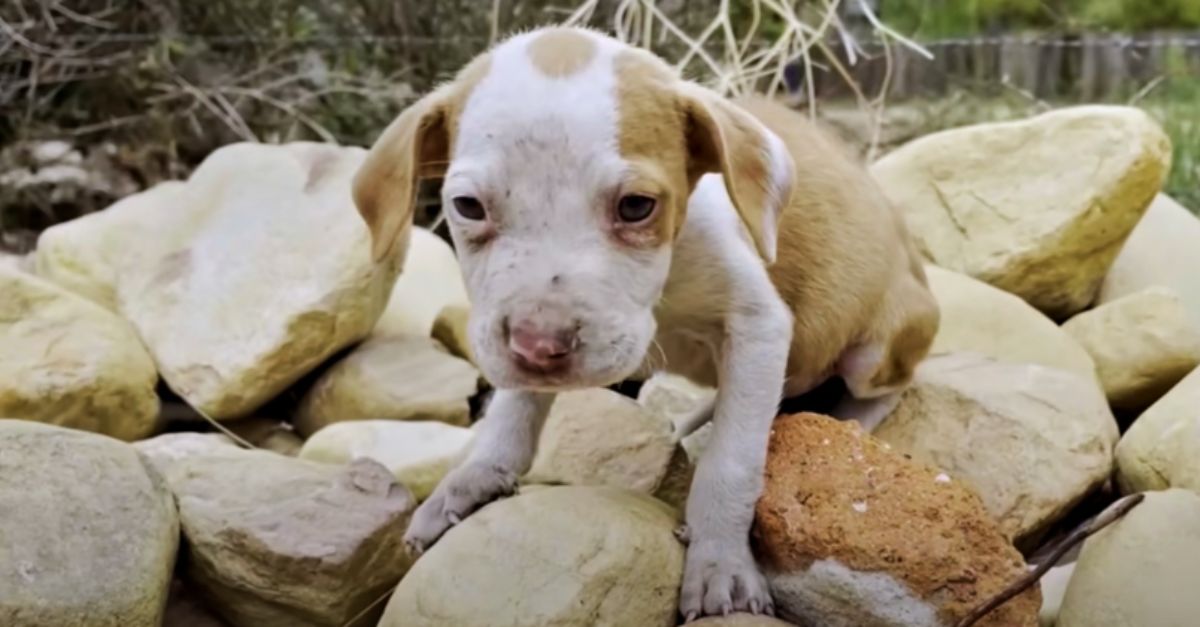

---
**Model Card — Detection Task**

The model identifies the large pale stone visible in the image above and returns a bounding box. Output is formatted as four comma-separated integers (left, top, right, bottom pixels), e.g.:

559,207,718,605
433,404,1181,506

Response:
637,372,717,434
300,420,473,500
755,413,1038,627
294,335,479,436
1115,366,1200,493
381,486,683,627
1099,194,1200,329
153,446,415,627
1039,563,1076,627
1063,287,1200,411
1058,489,1200,627
90,142,402,419
874,353,1118,547
0,421,179,626
924,265,1096,381
0,267,159,440
526,388,676,493
372,227,468,338
872,105,1171,318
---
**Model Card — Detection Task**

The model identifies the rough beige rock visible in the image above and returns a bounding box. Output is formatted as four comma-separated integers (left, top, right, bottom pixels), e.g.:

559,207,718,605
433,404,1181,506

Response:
1099,194,1200,329
372,227,468,338
381,486,683,627
431,304,475,364
109,142,403,419
1062,287,1200,412
0,267,159,440
134,432,240,471
1058,489,1200,627
36,180,187,309
924,265,1097,381
0,421,179,627
872,105,1171,319
299,420,473,500
154,446,415,627
526,388,676,493
294,335,479,436
1115,366,1200,493
755,413,1039,627
874,353,1118,547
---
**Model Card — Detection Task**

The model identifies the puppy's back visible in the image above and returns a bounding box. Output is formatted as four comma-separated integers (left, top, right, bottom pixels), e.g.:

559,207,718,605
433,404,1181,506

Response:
732,95,936,393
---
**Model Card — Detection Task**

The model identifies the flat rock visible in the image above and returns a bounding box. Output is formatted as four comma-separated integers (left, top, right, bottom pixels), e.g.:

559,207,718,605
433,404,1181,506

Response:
372,227,468,338
754,413,1039,627
874,353,1118,547
872,105,1171,319
60,142,405,419
1099,194,1200,329
431,304,475,364
0,267,159,440
294,335,479,436
691,615,796,626
381,486,683,627
1058,489,1200,627
154,446,415,627
526,388,676,493
1115,366,1200,493
924,265,1096,381
0,421,179,627
1063,287,1200,412
299,420,473,500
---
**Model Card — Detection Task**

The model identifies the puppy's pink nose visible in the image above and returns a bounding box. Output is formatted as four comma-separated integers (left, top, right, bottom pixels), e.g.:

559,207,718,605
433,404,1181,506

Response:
508,319,576,371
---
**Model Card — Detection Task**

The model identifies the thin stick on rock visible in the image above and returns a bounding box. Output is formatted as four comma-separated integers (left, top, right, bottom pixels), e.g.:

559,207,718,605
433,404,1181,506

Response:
954,493,1145,627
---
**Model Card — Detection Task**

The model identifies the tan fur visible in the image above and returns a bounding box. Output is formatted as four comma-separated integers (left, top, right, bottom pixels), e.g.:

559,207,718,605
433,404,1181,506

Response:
353,54,491,260
733,95,939,396
527,28,597,78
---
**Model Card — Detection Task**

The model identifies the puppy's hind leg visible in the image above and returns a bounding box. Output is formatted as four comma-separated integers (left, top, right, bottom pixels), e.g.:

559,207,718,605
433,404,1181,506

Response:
833,343,904,433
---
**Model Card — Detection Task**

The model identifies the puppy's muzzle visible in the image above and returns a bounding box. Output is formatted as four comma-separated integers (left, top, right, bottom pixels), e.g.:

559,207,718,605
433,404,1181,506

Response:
506,316,579,375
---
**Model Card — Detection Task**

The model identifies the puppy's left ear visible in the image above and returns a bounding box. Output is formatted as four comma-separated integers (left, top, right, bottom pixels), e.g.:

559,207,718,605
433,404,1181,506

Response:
679,86,794,263
353,89,452,261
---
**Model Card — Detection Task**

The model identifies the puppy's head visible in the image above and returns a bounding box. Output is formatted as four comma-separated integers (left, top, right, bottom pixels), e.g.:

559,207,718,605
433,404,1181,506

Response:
354,27,793,391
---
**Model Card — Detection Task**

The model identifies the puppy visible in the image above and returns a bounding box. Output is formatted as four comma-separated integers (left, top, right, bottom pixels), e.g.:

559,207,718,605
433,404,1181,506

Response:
353,26,939,620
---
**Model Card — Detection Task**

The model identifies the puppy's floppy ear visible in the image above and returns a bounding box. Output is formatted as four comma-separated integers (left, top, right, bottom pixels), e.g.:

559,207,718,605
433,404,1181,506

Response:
679,86,794,263
353,89,452,261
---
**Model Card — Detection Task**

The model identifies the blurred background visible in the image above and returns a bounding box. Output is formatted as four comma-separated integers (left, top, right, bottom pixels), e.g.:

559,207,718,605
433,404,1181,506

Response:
2,0,1197,252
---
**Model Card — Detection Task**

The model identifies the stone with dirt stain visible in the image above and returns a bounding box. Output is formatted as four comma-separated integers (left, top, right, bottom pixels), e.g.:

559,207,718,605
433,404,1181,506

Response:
872,105,1171,319
0,266,159,440
381,485,683,627
151,445,415,627
294,335,479,437
1062,287,1200,412
0,421,179,627
874,353,1118,548
754,412,1039,627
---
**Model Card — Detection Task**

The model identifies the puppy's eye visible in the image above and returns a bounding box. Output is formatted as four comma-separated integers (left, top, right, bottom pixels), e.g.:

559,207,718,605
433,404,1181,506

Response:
452,196,486,221
617,194,656,223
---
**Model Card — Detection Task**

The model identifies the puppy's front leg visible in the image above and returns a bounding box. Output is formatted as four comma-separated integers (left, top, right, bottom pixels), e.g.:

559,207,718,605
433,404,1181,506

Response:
404,389,555,553
679,299,791,620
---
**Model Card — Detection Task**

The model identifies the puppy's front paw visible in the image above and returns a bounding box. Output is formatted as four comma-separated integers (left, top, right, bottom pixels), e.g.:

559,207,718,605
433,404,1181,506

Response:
679,541,774,621
403,462,518,554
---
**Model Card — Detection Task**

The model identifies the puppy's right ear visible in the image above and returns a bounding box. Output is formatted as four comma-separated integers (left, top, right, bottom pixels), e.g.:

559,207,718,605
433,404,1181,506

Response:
353,90,452,261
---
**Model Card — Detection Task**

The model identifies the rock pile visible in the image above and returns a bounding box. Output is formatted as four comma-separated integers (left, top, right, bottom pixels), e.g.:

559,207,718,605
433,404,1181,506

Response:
1,104,1198,626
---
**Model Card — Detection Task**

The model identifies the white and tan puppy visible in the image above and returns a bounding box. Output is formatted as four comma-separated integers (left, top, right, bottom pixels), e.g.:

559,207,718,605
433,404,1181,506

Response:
354,26,939,620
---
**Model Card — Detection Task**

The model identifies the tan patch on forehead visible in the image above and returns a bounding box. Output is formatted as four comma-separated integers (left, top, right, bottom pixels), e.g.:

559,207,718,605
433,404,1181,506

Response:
527,28,598,78
614,50,689,244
